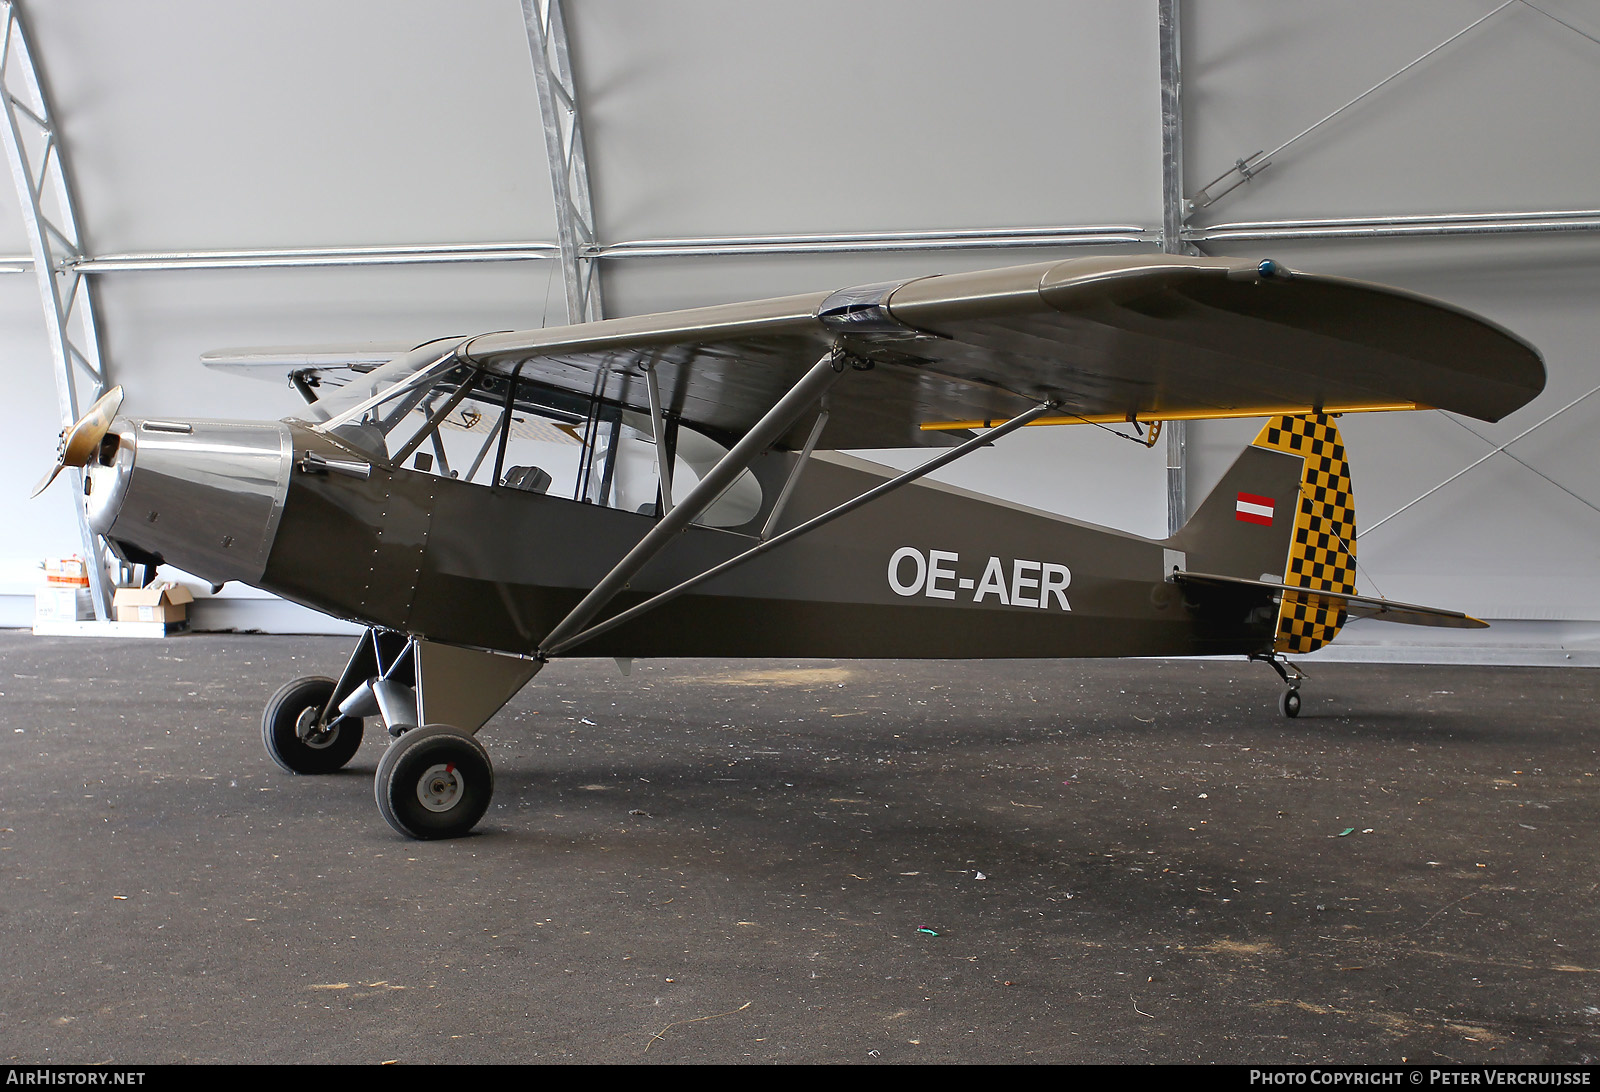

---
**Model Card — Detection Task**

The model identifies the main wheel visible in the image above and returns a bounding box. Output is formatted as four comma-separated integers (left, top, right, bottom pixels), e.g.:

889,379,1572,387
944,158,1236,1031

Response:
262,675,364,774
1278,688,1302,719
375,724,494,839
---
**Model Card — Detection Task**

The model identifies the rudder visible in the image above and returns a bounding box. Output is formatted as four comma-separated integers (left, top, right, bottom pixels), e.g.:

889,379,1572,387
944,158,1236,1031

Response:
1252,414,1357,654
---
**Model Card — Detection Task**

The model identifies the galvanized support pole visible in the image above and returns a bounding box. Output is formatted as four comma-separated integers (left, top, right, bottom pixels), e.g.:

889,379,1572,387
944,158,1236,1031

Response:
522,0,603,324
0,0,113,619
1188,208,1600,244
1159,0,1196,536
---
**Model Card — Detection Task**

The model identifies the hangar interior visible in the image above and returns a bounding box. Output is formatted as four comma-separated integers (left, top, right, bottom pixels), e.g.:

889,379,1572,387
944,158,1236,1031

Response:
4,0,1599,664
6,2,1600,1067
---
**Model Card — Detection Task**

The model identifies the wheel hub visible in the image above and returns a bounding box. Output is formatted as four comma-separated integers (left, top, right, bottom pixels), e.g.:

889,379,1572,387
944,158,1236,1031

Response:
295,706,338,749
416,762,464,812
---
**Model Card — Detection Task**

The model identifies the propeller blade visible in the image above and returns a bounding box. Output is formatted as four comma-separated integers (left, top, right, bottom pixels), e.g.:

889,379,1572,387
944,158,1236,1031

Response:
31,385,124,498
62,386,124,468
30,463,63,499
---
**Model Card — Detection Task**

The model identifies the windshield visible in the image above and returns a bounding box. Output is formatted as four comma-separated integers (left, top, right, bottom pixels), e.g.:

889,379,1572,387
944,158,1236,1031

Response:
313,339,467,430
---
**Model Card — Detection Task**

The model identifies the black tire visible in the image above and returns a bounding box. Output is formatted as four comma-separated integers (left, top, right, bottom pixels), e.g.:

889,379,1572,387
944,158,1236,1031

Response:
262,676,364,774
374,724,493,839
1279,688,1302,719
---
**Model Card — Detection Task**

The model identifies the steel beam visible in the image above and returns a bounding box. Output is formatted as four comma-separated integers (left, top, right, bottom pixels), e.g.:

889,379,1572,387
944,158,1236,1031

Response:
68,241,560,272
0,0,113,619
1189,209,1600,243
1159,0,1196,536
522,0,603,323
0,225,1157,274
0,203,1596,277
588,225,1157,258
2,202,1595,276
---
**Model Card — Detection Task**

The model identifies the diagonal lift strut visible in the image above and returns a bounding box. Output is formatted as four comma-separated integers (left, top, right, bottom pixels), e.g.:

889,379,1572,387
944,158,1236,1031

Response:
536,348,851,658
542,398,1059,657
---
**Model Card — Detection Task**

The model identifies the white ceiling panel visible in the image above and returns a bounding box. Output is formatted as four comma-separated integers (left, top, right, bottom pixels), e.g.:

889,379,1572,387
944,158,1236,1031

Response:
567,1,1160,239
24,0,559,252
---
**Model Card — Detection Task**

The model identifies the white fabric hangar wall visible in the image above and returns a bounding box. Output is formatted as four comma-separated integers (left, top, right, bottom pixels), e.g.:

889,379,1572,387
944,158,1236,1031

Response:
1182,0,1600,659
0,0,1594,662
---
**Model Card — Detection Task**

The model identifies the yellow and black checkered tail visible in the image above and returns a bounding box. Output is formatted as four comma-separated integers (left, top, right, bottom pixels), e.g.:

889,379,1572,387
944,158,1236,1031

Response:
1251,414,1357,654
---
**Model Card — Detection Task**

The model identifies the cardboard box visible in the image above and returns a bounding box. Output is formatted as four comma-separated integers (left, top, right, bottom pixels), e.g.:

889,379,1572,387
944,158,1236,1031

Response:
34,586,93,622
43,556,89,587
113,582,194,624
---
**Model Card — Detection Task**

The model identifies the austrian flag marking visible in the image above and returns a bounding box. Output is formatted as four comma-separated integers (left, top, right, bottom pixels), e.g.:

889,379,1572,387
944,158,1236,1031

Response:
1235,492,1275,526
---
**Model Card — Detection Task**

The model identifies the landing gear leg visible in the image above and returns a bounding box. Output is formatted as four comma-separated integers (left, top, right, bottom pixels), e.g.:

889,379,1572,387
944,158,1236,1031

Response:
1250,652,1305,719
261,628,411,773
266,628,544,838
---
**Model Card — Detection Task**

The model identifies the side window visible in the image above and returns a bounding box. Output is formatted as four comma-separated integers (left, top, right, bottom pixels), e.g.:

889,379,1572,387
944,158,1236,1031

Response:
475,407,583,494
320,363,762,528
603,411,762,528
664,425,762,528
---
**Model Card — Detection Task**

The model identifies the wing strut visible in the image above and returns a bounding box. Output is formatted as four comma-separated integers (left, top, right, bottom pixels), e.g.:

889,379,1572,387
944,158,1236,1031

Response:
760,397,830,540
536,349,850,658
644,363,674,516
541,398,1059,657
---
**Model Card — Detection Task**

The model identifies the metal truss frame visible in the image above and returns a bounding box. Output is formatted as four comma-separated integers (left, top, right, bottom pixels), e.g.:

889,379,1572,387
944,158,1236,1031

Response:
0,0,112,618
521,0,603,324
1158,0,1194,536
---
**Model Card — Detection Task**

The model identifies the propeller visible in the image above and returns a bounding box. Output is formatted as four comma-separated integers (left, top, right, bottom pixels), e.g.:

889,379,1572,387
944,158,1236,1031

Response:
32,385,124,498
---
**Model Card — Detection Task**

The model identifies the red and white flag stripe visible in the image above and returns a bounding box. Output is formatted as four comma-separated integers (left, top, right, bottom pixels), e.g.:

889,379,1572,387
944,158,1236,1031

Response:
1235,492,1275,526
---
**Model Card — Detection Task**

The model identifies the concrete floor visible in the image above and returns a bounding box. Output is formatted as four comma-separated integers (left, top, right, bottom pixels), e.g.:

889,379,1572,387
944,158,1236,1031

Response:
1,631,1597,1064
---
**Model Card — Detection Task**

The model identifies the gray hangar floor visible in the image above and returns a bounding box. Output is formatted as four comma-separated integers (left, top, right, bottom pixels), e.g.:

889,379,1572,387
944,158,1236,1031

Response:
1,631,1596,1065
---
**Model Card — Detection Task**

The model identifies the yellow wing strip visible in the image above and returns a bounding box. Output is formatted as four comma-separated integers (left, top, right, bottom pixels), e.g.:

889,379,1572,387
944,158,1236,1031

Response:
917,401,1426,432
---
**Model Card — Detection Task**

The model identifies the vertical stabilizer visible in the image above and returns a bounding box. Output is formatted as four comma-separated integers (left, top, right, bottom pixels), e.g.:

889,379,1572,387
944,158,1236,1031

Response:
1172,413,1357,654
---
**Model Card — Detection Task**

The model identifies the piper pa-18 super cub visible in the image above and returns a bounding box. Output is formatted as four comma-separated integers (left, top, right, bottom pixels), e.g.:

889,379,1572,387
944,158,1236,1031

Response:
36,255,1545,839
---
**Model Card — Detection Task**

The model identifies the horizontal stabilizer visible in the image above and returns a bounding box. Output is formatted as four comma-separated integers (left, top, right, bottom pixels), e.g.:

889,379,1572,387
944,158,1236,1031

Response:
1175,571,1488,630
200,343,415,382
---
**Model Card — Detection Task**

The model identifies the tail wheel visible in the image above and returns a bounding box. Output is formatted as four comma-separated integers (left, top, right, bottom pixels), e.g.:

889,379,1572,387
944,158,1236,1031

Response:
375,724,494,839
1278,688,1302,719
263,676,364,774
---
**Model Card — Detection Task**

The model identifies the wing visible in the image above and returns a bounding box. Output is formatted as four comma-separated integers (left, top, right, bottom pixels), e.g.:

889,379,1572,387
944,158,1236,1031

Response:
448,255,1544,450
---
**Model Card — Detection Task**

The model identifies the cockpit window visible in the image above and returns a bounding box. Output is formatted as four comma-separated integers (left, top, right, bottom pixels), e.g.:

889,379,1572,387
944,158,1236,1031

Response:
312,357,763,530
